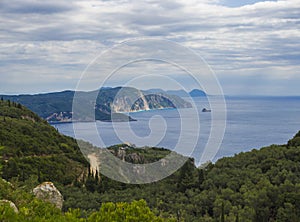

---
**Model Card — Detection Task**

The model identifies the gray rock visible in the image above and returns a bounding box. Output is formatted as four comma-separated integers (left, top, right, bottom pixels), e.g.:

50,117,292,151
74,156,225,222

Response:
33,182,63,209
0,200,19,213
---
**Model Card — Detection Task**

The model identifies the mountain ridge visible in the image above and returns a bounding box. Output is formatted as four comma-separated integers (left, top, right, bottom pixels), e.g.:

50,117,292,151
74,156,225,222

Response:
1,87,192,123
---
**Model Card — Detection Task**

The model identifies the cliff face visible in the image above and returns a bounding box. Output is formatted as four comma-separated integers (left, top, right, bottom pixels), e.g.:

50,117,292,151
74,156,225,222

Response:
96,87,192,114
1,87,192,122
110,91,192,113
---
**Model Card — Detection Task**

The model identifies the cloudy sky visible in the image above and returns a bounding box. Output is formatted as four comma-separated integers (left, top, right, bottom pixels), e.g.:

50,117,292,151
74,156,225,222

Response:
0,0,299,95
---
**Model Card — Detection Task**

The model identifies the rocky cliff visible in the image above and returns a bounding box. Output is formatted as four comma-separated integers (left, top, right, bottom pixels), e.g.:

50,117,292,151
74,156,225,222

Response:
109,88,192,113
1,87,192,122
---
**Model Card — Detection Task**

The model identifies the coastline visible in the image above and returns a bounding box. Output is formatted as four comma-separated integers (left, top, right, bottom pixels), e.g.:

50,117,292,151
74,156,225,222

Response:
48,107,183,124
118,107,179,114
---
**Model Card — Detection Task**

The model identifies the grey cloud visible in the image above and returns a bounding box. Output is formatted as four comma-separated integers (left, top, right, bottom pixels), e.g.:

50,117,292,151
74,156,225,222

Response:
148,0,183,10
0,0,299,95
0,0,76,14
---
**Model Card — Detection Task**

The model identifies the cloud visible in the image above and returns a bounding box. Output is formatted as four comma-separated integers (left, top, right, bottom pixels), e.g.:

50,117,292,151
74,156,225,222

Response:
0,0,76,14
0,0,299,95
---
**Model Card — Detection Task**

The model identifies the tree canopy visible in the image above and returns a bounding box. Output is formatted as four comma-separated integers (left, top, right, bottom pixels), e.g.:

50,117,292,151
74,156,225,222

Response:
1,99,300,221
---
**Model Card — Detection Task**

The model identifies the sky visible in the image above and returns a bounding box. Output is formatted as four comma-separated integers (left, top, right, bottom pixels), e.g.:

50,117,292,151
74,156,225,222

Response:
0,0,299,95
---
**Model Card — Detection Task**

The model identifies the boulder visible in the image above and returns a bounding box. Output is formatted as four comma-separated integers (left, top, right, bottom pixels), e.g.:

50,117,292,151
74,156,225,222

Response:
0,200,18,213
33,182,63,209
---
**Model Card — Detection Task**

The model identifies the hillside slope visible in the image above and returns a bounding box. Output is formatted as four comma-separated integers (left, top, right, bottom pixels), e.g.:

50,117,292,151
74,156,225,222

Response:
1,99,300,221
63,135,300,221
1,87,191,122
0,99,89,185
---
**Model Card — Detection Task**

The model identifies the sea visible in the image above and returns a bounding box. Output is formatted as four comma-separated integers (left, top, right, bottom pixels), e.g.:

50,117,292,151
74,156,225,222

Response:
52,96,300,165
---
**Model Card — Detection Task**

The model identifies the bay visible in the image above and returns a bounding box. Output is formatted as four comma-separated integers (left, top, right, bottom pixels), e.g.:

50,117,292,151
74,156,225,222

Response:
52,96,300,164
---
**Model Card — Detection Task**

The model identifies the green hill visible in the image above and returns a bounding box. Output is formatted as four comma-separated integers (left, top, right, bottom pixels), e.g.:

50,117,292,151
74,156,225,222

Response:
1,99,300,221
0,99,177,221
0,99,89,185
73,134,300,221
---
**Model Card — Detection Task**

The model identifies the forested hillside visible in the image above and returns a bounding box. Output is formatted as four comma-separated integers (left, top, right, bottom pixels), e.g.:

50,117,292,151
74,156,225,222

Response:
0,99,300,221
67,140,300,221
1,87,191,122
0,98,88,185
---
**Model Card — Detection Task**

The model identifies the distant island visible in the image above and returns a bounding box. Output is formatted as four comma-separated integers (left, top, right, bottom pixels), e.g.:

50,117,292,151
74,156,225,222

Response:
189,89,207,97
202,108,211,112
1,87,192,122
144,88,207,97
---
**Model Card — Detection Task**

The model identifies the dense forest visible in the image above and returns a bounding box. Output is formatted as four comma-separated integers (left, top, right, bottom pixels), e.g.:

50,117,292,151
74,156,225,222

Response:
0,99,300,221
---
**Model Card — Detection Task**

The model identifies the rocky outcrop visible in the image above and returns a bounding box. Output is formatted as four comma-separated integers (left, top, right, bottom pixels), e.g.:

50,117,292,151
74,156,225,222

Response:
33,182,63,209
115,148,146,164
126,153,145,164
0,200,19,213
111,91,192,113
117,148,126,161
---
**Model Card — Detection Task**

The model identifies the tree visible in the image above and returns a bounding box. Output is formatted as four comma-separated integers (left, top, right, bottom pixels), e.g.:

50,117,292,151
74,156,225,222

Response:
88,200,175,222
177,159,197,192
198,169,205,187
277,203,298,222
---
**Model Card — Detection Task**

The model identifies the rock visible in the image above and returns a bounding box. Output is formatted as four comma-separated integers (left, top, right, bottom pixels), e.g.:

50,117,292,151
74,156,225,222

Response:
126,153,144,164
202,108,211,112
0,200,19,213
33,182,63,209
117,148,126,161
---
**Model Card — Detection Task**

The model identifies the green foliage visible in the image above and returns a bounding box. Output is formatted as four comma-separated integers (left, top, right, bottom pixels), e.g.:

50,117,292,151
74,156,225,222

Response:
0,100,41,122
0,100,88,185
0,200,174,222
0,178,172,222
61,135,300,221
1,99,300,221
288,131,300,147
88,200,175,222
